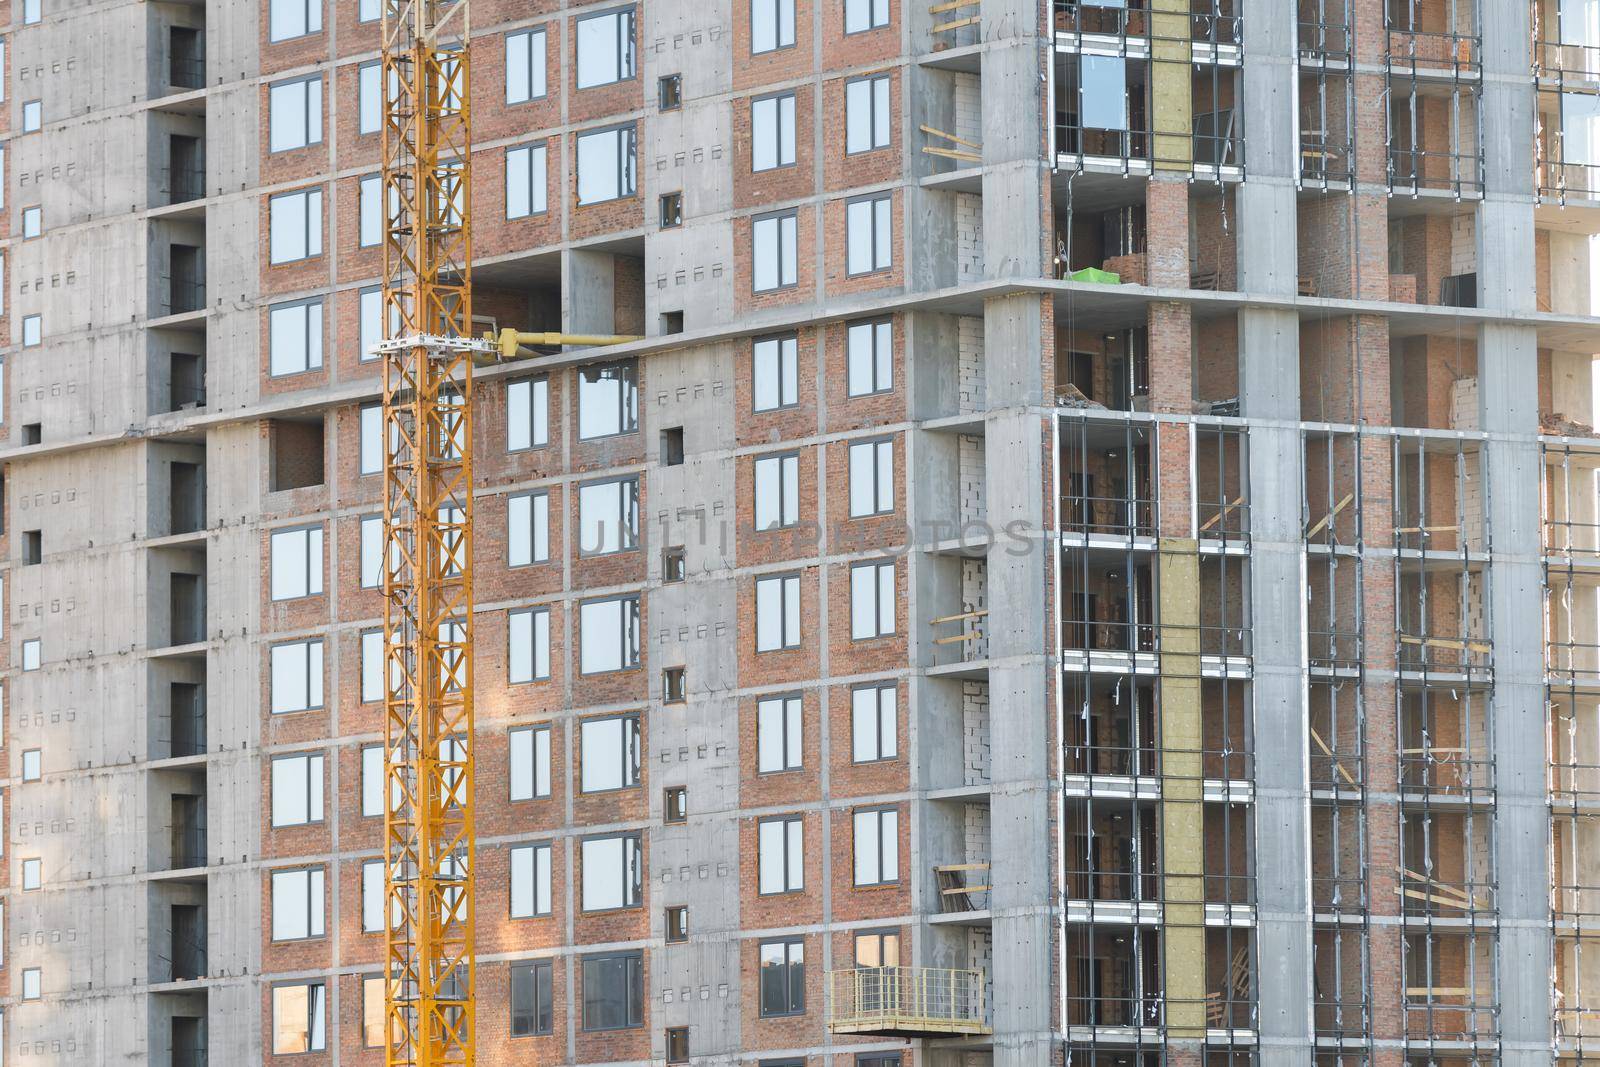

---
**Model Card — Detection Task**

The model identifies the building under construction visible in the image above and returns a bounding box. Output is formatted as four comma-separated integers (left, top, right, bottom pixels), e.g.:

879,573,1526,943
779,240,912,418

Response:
4,0,1599,1063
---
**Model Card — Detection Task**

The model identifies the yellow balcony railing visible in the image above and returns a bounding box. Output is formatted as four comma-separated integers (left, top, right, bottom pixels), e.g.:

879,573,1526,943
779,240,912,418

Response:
827,967,991,1036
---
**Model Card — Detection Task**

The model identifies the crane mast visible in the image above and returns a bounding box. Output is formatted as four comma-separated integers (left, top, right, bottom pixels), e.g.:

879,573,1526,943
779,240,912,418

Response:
379,1,480,1064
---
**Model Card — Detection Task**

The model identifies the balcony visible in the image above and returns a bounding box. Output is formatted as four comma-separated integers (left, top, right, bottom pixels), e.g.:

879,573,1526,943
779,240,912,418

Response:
827,967,991,1036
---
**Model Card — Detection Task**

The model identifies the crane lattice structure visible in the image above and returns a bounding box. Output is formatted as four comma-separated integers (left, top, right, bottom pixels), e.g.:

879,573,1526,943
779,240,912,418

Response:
379,1,485,1064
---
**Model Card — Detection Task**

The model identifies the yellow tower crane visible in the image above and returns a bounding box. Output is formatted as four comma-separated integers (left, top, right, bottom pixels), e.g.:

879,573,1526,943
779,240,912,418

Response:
377,5,643,1065
379,1,481,1064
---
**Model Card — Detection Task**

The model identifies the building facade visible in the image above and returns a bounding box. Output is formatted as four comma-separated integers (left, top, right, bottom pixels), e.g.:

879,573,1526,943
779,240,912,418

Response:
1,0,1597,1064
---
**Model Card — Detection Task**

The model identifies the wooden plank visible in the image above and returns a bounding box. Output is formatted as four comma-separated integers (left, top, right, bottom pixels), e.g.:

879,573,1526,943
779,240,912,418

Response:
928,0,978,14
934,863,991,872
919,123,982,151
930,608,989,625
1309,727,1357,786
1306,493,1354,538
931,14,980,31
921,145,982,163
1198,495,1245,533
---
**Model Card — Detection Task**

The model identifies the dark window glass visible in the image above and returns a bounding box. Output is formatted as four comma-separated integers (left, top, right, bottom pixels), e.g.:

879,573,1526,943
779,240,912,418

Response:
583,952,644,1030
511,959,553,1036
759,939,805,1016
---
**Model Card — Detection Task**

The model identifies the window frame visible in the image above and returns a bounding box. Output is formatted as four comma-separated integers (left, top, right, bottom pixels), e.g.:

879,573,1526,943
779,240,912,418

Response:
357,62,382,136
752,452,800,532
270,865,327,942
751,210,799,293
758,937,806,1017
507,491,551,567
360,858,384,933
754,573,802,652
506,376,551,451
577,475,640,556
579,712,642,794
580,832,644,913
575,123,638,206
510,841,554,918
852,807,900,887
576,361,639,440
269,524,325,601
845,72,891,154
269,752,326,828
751,0,796,54
505,26,550,105
848,437,895,517
359,515,384,589
756,694,803,774
267,297,325,377
581,949,645,1031
271,980,328,1055
574,7,637,90
846,319,894,396
751,333,799,412
268,187,324,265
757,814,805,895
511,958,556,1037
846,193,894,276
508,606,552,684
268,74,323,154
509,724,553,801
849,560,897,640
851,683,899,763
269,637,325,715
361,744,384,818
20,99,40,133
269,0,324,43
506,142,549,220
750,91,797,172
578,594,642,675
843,0,890,34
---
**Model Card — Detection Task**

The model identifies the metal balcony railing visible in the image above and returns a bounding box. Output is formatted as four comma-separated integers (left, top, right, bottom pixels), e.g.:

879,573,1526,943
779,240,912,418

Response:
828,967,991,1036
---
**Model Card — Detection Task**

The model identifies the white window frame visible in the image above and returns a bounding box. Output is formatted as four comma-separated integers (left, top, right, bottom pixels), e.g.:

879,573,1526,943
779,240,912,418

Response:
270,866,327,941
578,477,639,556
851,684,898,763
268,298,324,376
269,188,323,264
846,194,893,276
508,492,550,567
576,124,638,205
852,807,899,886
846,319,893,396
580,833,643,911
756,695,802,773
269,0,323,42
751,0,796,53
580,714,642,793
751,93,796,172
755,574,801,652
848,438,895,517
507,377,550,450
845,73,891,154
269,525,325,601
270,638,324,714
508,607,552,684
844,0,890,34
270,752,325,827
757,815,804,894
575,8,636,90
506,143,548,219
509,724,552,801
753,453,800,531
752,334,799,411
850,560,896,639
510,842,553,917
752,211,798,293
506,27,549,104
269,75,323,153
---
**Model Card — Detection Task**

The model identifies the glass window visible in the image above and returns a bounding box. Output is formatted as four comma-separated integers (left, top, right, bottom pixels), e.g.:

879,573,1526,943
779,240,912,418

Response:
753,454,799,531
755,575,801,651
21,0,39,25
358,0,379,21
268,299,324,376
359,174,383,247
21,967,38,1000
507,143,548,218
846,194,893,275
752,335,798,411
576,125,638,205
358,63,381,135
361,629,385,703
848,439,894,516
269,188,323,264
756,695,802,773
269,0,323,42
270,753,325,827
359,404,383,475
20,314,40,348
508,492,550,566
582,951,644,1030
852,808,899,886
850,561,896,639
757,816,803,894
577,362,638,439
358,286,386,362
752,212,797,292
360,516,383,589
759,939,805,1016
843,0,889,33
20,639,39,672
846,320,893,396
509,725,552,801
579,477,639,555
751,0,795,53
508,607,551,683
511,959,555,1036
272,982,327,1054
854,929,901,968
269,76,322,153
20,749,39,781
506,28,549,104
576,9,636,89
270,867,326,940
752,93,796,171
580,834,643,911
851,685,897,762
507,377,550,450
20,858,39,891
580,596,641,674
20,100,40,133
361,744,384,817
269,526,324,600
270,639,324,714
580,714,641,793
1080,55,1129,131
362,975,383,1048
511,843,553,917
845,74,890,153
20,206,38,239
361,859,384,932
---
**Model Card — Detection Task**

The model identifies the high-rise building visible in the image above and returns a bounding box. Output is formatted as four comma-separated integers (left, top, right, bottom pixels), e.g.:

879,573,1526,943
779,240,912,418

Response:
3,0,1597,1063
